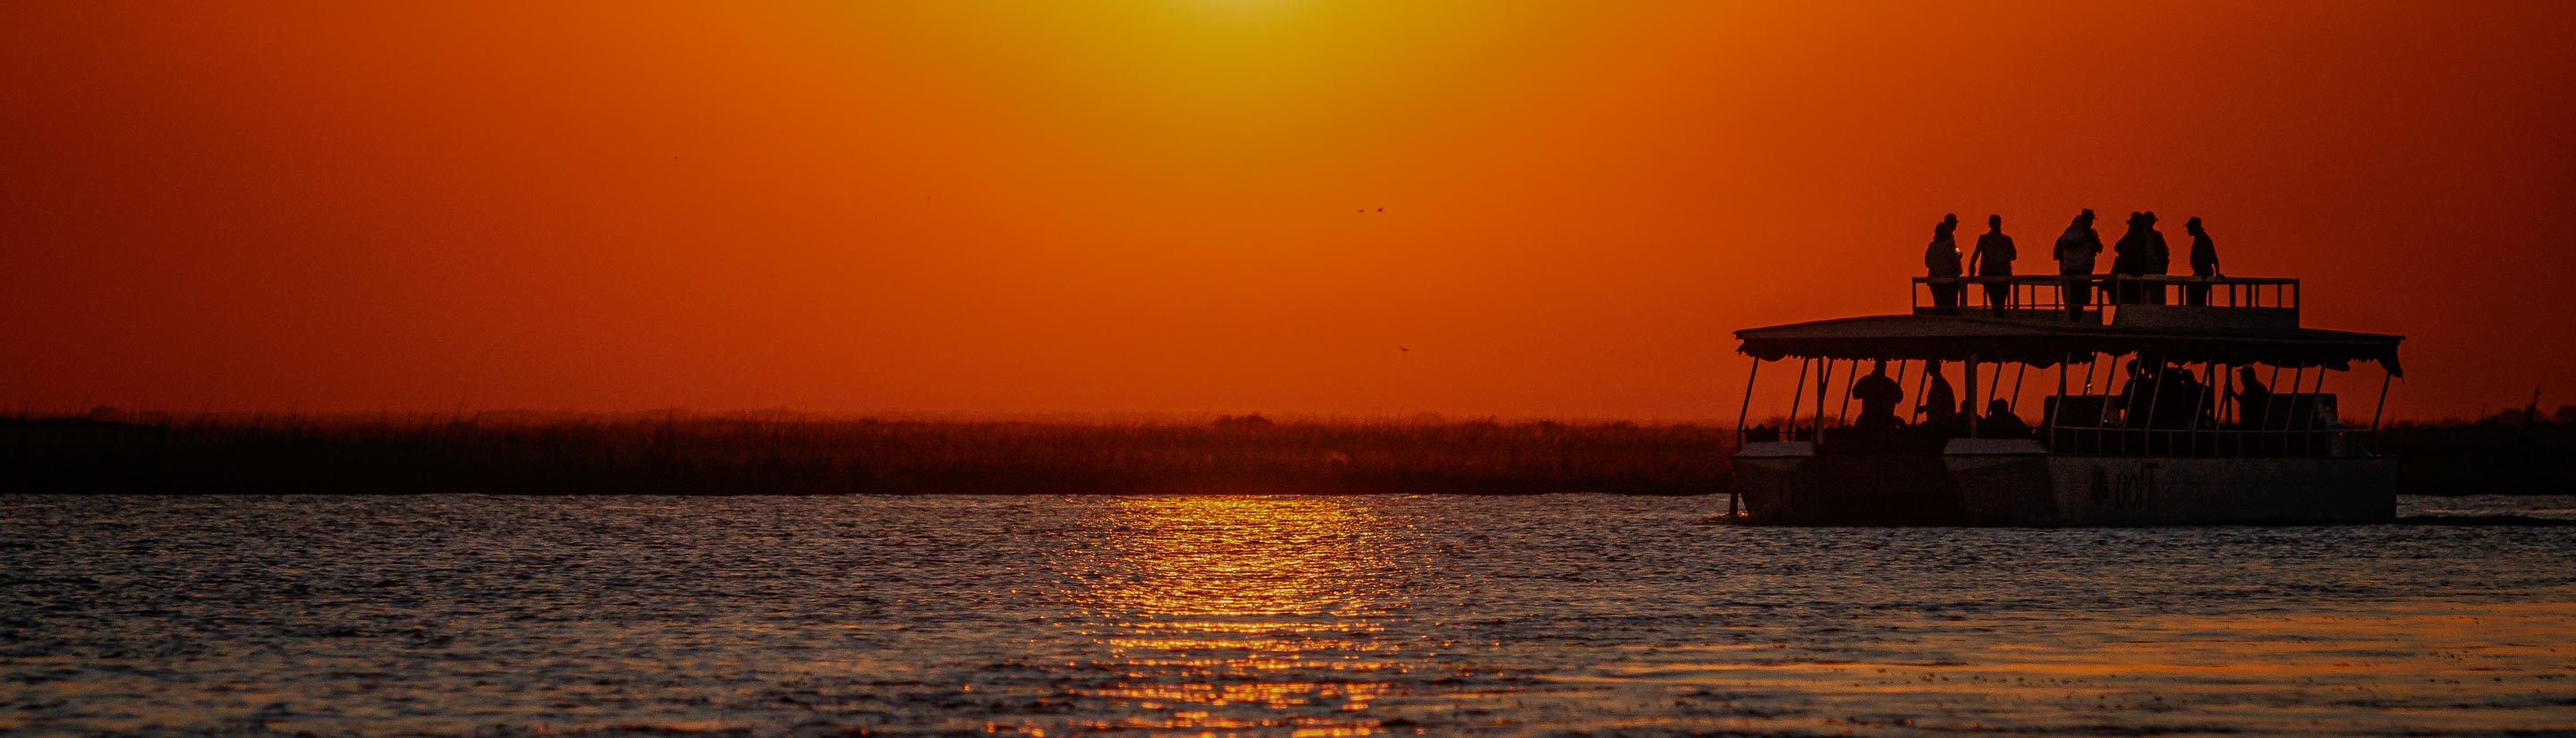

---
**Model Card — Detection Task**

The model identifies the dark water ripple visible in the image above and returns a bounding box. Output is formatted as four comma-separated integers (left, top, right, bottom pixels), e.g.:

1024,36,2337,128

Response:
3,495,2572,736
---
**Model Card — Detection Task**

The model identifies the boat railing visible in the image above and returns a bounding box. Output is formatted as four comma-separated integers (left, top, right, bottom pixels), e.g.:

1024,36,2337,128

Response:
1911,275,2300,327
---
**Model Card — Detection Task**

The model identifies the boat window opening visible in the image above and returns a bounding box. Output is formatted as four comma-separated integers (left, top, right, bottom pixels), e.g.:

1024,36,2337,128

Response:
1787,357,1810,441
2286,364,2302,436
1733,356,1758,448
2216,363,2234,437
1836,358,1858,428
1812,359,1835,441
1894,359,1911,421
2370,370,2394,433
1910,361,1930,426
2267,365,2283,428
2004,362,2021,420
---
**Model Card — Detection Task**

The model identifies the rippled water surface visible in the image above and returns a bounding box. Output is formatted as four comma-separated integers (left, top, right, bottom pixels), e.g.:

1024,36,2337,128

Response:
4,495,2573,737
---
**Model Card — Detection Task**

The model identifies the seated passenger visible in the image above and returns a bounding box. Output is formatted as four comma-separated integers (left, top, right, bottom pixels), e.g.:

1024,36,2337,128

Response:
1852,359,1906,429
1978,398,2032,437
2155,362,2212,429
2233,366,2272,429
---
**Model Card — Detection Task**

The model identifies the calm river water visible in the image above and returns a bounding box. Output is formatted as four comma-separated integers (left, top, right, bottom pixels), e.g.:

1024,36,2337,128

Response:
4,495,2572,737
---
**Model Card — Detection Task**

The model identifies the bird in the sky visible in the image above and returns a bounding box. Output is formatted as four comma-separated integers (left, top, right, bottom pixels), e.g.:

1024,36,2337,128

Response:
1377,208,1383,212
1399,346,1410,352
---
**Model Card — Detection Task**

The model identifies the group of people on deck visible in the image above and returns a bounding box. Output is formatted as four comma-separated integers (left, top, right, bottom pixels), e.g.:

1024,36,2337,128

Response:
1922,210,2223,317
1836,356,2281,442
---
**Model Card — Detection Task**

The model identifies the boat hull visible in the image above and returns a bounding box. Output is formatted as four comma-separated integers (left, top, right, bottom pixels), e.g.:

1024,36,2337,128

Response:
1732,441,2395,526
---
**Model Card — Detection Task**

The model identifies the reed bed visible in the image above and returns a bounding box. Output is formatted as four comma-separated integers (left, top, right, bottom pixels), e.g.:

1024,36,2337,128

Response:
0,413,1736,496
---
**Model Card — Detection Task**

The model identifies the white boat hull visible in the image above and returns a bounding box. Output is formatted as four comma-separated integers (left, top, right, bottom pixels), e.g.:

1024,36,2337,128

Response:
1733,440,2395,526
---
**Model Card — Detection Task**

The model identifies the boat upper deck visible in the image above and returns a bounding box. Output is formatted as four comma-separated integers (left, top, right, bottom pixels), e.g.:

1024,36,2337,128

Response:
1739,275,2402,373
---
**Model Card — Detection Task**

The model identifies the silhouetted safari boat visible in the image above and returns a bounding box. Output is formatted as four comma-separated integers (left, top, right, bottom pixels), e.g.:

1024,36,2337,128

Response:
1728,274,2402,526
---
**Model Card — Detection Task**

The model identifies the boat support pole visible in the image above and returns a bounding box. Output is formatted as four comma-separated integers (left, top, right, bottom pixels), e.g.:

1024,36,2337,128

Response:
2049,352,2069,447
1911,360,1930,425
2370,369,2393,434
1814,359,1835,443
1788,358,1810,441
1732,357,1758,518
1965,355,1979,438
1836,359,1858,428
2282,366,2302,433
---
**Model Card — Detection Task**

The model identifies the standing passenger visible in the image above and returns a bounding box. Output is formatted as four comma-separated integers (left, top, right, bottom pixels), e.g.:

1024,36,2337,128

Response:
2111,212,2169,304
1926,215,1964,312
2143,211,2171,282
2054,209,2103,321
2184,216,2221,305
1970,215,2016,314
1920,360,1959,432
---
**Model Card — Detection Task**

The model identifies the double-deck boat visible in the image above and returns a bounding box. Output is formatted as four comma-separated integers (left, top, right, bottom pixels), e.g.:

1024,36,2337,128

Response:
1727,274,2402,526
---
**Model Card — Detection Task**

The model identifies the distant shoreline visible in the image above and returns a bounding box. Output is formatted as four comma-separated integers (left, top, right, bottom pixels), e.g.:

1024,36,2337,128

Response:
1,414,2562,496
0,414,1727,496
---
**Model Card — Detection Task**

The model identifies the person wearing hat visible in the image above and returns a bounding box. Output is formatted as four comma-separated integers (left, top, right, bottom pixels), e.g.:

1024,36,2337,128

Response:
2054,209,2104,320
2111,211,2169,304
2184,216,2221,305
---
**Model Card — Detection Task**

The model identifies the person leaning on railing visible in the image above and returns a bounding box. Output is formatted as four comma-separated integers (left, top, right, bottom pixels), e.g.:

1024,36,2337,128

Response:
2185,216,2221,305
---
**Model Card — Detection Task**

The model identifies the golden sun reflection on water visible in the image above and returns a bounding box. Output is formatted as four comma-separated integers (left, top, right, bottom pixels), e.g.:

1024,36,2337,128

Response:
1056,496,1409,734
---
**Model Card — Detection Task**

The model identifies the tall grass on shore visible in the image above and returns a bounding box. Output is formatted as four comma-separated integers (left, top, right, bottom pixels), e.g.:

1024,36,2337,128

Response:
0,413,1736,496
2377,414,2576,495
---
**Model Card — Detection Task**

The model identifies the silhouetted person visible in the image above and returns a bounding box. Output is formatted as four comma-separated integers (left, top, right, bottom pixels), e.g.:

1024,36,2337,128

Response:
1979,398,2031,437
2054,209,2103,320
2116,360,2157,428
2184,216,2221,305
1970,214,2016,314
2233,366,2272,429
2144,211,2170,276
2156,362,2206,430
1920,361,1958,432
1926,214,1963,312
2111,211,2168,304
1852,359,1906,429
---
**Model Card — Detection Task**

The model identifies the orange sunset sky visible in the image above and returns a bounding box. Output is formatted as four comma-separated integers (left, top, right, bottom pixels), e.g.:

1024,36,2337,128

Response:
4,1,2572,420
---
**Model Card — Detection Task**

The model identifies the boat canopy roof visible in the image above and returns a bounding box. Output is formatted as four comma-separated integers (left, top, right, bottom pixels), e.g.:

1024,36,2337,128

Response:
1735,315,2403,376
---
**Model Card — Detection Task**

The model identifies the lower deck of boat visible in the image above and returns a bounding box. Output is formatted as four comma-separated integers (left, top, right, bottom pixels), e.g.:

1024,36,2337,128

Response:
1731,439,2394,526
